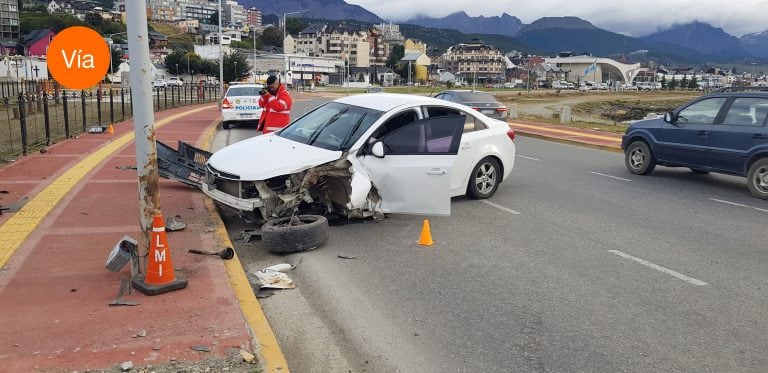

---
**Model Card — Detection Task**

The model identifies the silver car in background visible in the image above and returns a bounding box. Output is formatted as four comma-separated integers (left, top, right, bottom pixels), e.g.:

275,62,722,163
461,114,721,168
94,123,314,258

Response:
433,90,508,119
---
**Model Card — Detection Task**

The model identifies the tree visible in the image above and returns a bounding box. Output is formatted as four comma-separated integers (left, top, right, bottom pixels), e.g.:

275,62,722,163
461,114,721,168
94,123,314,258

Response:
261,26,281,47
669,76,678,90
110,46,122,75
285,18,308,35
386,44,404,68
84,12,103,28
164,49,188,75
209,11,218,25
660,76,667,90
222,52,250,83
688,75,699,90
681,74,689,90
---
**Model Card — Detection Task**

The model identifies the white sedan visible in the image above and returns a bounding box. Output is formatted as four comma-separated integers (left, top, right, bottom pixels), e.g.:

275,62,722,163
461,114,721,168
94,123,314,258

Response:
221,83,264,129
204,93,516,221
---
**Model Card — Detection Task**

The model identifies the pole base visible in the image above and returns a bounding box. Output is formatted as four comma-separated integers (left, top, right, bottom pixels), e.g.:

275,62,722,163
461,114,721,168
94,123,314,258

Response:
132,275,188,296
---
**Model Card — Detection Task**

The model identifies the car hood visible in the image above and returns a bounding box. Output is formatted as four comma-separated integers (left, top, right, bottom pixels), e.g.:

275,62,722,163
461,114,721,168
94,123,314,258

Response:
628,117,663,130
207,134,343,180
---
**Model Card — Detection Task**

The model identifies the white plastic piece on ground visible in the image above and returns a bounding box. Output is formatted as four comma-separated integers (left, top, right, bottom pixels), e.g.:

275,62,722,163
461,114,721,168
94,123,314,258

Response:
252,268,296,289
262,263,292,272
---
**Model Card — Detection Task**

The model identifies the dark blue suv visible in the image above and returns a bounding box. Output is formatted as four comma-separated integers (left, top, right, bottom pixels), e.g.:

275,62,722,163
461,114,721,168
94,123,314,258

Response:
622,89,768,199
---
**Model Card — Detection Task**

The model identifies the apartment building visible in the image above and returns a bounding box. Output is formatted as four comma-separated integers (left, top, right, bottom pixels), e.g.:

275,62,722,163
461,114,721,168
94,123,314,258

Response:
441,38,506,82
224,0,246,25
287,24,370,68
246,7,261,27
146,0,219,22
0,0,19,41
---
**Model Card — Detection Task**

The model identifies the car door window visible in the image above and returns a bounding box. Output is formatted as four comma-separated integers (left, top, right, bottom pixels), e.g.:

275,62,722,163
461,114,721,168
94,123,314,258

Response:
380,116,464,155
371,109,420,139
723,98,768,126
424,106,484,133
677,98,726,124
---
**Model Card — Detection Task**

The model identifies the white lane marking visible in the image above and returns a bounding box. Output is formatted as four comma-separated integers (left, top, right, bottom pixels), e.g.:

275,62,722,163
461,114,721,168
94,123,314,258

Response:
709,198,768,214
481,200,522,215
516,155,541,161
608,250,709,286
590,171,632,182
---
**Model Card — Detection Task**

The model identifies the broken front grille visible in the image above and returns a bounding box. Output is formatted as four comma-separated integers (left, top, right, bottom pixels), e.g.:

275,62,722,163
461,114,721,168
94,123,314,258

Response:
207,165,243,198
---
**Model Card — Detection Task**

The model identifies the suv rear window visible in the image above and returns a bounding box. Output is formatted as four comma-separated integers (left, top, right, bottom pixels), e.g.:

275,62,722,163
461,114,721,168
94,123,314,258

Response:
226,87,262,97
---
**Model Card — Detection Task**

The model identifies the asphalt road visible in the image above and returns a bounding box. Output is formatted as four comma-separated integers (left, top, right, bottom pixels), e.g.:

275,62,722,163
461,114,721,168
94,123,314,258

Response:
212,98,768,372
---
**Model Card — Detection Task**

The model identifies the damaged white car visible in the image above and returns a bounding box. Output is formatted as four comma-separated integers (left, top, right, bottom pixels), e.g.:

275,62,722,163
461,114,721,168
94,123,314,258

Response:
202,93,516,223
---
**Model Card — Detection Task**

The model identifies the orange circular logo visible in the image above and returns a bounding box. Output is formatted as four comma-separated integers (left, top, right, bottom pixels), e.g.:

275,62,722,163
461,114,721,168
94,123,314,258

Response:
47,26,110,90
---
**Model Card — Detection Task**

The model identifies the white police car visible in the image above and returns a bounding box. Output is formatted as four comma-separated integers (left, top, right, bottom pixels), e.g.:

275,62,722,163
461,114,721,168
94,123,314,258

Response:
221,83,264,129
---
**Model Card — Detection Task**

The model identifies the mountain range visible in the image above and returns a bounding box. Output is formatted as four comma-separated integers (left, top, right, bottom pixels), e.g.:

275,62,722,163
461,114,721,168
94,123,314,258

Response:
245,0,768,63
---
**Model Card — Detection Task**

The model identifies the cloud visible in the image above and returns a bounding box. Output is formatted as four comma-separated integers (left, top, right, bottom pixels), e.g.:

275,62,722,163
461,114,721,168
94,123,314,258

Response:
346,0,768,37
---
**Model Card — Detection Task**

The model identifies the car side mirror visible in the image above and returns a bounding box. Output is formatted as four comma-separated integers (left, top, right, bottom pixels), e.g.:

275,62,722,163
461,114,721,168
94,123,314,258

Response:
371,142,385,158
664,112,675,123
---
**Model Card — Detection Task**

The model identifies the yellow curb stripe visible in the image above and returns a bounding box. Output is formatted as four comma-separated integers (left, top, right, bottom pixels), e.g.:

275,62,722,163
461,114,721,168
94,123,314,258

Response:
199,121,289,373
509,122,623,142
0,105,214,269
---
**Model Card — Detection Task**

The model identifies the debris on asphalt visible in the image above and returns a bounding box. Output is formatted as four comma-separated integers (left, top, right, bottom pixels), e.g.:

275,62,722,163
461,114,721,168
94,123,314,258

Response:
165,215,186,231
0,190,9,194
239,349,256,363
255,288,275,298
137,330,147,338
252,267,296,289
190,345,211,352
120,361,133,371
262,263,292,272
187,247,234,260
1,196,28,213
337,254,358,259
240,229,260,242
116,165,137,171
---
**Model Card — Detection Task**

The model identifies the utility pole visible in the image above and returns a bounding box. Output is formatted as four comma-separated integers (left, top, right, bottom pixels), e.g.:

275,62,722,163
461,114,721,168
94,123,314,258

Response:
218,0,223,107
125,0,161,252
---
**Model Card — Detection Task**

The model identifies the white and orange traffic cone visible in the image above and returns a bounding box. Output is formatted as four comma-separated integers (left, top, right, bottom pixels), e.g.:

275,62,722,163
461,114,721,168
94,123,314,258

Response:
132,213,188,295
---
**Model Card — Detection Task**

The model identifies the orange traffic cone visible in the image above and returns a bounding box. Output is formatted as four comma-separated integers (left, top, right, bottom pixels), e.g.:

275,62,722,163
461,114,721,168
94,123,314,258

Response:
417,219,434,246
106,123,114,134
133,213,188,295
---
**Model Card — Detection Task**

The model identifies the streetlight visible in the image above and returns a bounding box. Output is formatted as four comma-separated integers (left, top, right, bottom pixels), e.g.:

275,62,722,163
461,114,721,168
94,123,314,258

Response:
282,10,307,51
233,61,237,81
175,63,179,76
108,32,127,84
218,0,223,107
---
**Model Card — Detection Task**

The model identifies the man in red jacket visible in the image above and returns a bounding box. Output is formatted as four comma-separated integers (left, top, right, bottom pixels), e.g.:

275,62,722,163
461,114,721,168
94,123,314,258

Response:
257,75,292,134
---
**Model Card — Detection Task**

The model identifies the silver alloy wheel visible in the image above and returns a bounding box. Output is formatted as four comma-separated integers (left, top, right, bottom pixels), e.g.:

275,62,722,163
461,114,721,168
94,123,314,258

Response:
754,164,768,193
474,162,497,195
629,147,646,170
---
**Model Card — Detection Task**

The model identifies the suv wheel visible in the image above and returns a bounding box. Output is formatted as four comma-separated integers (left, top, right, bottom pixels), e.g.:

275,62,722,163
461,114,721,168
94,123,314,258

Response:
625,141,656,175
747,158,768,200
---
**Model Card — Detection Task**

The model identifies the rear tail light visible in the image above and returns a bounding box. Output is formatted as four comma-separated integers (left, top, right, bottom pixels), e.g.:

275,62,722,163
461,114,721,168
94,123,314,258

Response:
471,107,480,111
495,107,507,112
222,98,233,109
507,129,515,141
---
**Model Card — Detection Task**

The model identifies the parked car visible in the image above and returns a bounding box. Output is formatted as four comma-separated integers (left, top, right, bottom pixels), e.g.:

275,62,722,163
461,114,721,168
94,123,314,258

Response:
203,93,517,222
221,83,265,129
433,90,508,119
167,77,184,86
622,88,768,199
152,79,166,88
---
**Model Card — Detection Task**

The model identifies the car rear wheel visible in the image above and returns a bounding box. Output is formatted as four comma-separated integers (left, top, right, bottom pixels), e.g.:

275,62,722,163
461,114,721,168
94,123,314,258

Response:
222,121,230,129
625,141,656,175
747,158,768,200
467,157,500,199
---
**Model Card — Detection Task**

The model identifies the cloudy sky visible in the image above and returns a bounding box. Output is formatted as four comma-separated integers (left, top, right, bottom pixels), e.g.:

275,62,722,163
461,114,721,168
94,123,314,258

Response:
346,0,768,37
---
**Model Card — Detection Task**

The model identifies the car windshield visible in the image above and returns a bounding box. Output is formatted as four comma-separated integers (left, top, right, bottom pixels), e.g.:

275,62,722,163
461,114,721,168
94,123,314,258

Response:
227,87,262,97
279,102,383,151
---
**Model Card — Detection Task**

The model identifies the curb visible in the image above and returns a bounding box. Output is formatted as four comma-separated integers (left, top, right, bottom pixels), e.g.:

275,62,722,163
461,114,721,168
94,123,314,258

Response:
514,131,623,153
198,119,290,373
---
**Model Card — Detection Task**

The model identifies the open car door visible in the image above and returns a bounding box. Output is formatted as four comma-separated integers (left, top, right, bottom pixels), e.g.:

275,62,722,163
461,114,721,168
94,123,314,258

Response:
359,115,465,216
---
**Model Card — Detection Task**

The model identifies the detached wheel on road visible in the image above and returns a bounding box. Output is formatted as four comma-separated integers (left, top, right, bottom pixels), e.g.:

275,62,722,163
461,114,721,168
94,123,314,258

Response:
467,157,501,199
625,141,656,175
747,158,768,200
222,121,231,130
261,215,329,253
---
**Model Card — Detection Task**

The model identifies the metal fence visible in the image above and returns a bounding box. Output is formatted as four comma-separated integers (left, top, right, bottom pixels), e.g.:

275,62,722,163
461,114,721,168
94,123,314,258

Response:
0,79,221,163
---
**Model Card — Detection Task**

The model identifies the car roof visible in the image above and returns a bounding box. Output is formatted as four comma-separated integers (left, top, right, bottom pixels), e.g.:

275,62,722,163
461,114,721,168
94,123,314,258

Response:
335,93,456,112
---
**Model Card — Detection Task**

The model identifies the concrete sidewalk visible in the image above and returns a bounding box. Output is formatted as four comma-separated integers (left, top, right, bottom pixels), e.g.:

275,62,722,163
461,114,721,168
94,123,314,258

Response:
0,103,284,372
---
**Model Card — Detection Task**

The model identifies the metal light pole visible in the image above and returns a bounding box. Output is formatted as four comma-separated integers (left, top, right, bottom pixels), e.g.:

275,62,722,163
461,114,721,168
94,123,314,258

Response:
282,9,307,52
125,0,161,253
218,0,223,107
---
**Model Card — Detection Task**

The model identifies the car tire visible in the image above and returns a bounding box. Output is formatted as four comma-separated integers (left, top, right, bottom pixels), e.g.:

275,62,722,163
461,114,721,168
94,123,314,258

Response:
690,168,709,174
747,158,768,200
467,157,501,199
222,121,230,130
625,141,656,175
261,215,329,253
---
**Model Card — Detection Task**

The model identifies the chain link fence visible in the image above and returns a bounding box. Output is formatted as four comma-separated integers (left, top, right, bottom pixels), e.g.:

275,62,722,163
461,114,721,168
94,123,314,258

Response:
0,79,221,163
